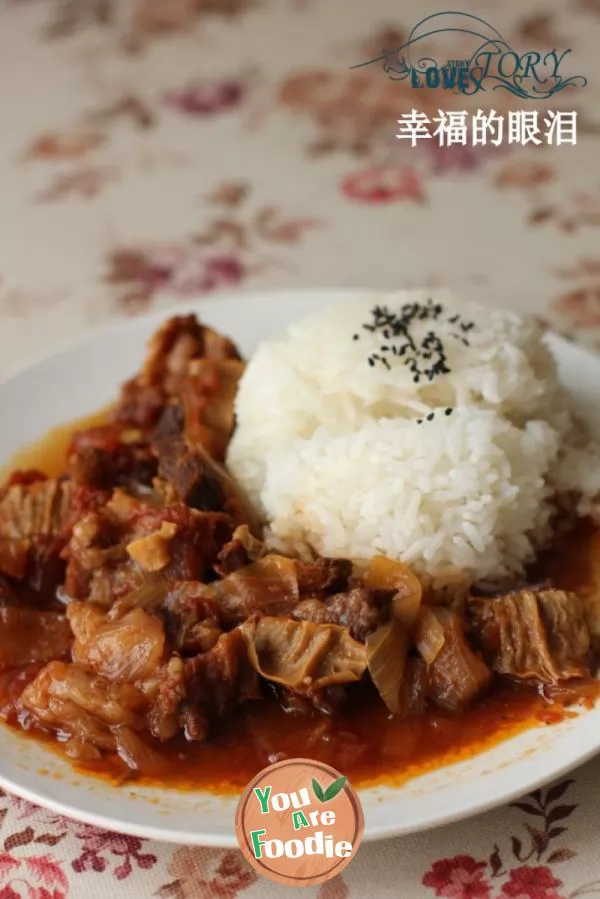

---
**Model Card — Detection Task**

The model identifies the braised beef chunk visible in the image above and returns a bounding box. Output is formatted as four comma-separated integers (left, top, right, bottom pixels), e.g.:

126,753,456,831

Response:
151,402,185,442
0,478,74,544
154,430,225,512
215,536,252,576
180,358,245,463
179,704,207,743
310,685,348,716
152,416,258,529
275,683,348,717
139,315,241,392
63,509,128,601
214,525,265,576
155,510,233,582
115,382,166,431
184,628,259,719
291,587,382,642
0,478,75,585
143,656,188,742
152,406,226,511
325,587,383,641
67,424,157,490
160,584,221,654
112,315,242,429
424,608,492,710
539,591,592,674
63,495,233,601
292,598,332,626
402,657,428,719
106,578,223,656
296,557,353,596
0,469,47,497
467,588,591,684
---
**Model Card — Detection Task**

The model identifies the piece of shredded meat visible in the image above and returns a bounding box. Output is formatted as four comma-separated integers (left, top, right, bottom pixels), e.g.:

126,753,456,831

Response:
423,608,492,710
107,580,223,656
141,655,188,742
0,478,77,590
180,358,246,463
154,427,226,513
325,587,383,641
152,405,257,528
62,489,233,601
214,524,265,576
160,584,222,654
67,424,157,490
467,588,592,683
111,314,241,430
0,479,109,596
0,478,74,542
296,558,353,596
291,584,384,642
184,628,260,720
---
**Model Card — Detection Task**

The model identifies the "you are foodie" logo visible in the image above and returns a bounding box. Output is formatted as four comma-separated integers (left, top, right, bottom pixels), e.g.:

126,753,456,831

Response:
235,758,364,887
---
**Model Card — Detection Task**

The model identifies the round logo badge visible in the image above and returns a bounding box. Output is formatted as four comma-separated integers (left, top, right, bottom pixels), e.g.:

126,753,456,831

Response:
235,757,364,887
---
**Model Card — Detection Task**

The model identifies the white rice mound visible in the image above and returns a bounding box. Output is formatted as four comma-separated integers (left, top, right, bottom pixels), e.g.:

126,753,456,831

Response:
227,290,600,589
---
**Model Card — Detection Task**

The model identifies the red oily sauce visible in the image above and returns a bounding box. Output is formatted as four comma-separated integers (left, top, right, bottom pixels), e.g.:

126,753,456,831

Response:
2,674,595,793
1,416,599,793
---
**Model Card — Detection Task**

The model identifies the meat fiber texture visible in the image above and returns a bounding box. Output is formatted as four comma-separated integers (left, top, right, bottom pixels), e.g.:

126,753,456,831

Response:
227,290,600,591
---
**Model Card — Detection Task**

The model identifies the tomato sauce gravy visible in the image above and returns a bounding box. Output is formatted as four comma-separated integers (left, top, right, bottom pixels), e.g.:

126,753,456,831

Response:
1,415,599,794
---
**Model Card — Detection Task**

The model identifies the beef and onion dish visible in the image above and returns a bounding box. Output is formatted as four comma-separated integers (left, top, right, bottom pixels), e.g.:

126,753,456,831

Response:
1,305,599,791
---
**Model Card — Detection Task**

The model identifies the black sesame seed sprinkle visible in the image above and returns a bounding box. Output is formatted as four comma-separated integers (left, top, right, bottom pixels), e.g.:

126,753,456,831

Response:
413,407,455,425
354,300,475,382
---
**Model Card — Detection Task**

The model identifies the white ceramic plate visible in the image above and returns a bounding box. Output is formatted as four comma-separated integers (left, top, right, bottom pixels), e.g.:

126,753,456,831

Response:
1,287,600,847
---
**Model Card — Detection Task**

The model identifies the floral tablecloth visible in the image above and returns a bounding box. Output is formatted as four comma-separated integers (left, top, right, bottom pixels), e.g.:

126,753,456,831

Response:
2,0,600,896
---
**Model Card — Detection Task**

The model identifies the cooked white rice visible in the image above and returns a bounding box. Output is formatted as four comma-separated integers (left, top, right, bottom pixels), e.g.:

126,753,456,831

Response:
227,290,600,588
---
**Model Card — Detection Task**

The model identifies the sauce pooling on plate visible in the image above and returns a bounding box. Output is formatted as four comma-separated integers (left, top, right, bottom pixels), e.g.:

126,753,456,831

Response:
0,314,598,793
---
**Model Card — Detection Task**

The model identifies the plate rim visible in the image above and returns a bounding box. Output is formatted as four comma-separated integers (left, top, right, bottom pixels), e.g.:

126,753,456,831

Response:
1,285,600,847
2,721,600,847
0,287,372,388
3,285,593,390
